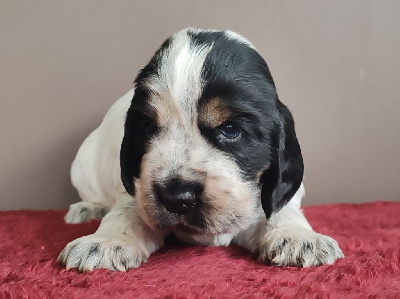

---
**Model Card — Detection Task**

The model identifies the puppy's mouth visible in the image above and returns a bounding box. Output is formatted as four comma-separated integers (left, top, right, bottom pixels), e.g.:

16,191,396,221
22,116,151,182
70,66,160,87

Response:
162,223,204,235
155,207,208,233
151,203,241,236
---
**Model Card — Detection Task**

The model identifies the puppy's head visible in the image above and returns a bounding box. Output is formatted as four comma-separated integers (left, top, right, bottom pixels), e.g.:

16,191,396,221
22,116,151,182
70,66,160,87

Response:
121,28,303,234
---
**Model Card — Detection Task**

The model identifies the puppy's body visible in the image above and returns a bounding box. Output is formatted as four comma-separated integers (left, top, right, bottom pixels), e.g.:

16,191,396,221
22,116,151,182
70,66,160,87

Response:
59,28,343,271
65,89,133,223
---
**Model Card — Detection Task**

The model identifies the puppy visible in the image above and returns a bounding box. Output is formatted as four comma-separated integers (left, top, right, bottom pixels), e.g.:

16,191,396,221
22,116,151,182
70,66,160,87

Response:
58,28,343,271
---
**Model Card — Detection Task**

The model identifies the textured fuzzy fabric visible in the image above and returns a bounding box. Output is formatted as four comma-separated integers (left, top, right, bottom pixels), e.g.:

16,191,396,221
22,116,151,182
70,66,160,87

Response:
0,201,399,298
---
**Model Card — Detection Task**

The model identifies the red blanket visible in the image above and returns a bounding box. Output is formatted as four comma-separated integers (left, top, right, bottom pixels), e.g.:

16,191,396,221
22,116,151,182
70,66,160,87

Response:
1,201,399,298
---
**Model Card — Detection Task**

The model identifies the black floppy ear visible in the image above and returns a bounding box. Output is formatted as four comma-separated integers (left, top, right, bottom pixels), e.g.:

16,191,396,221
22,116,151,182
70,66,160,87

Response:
120,112,140,196
259,101,304,218
120,106,143,196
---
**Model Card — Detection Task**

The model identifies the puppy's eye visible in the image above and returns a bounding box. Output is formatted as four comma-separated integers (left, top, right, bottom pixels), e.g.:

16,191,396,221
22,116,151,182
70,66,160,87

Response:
218,123,241,140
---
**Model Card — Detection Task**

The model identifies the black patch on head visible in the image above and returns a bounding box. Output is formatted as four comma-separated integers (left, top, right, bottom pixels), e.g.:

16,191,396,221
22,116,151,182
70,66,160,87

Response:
192,30,303,218
195,32,276,180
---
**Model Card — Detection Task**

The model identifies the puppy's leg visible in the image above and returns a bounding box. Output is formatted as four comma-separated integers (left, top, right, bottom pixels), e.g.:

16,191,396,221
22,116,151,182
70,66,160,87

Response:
257,204,344,267
234,184,344,267
58,197,164,272
65,202,109,224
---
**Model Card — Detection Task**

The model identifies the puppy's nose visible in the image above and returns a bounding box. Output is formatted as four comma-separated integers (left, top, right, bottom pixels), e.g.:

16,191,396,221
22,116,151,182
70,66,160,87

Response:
154,178,204,214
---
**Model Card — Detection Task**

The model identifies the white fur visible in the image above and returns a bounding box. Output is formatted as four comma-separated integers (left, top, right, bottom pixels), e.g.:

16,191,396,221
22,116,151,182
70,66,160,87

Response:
145,30,212,120
65,88,134,224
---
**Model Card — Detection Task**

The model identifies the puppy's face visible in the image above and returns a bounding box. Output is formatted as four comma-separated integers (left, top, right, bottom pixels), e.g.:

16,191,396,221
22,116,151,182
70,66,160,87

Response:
121,28,304,235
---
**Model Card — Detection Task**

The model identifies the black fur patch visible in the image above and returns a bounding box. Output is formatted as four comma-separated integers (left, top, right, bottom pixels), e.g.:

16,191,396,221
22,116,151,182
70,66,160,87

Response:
191,30,303,218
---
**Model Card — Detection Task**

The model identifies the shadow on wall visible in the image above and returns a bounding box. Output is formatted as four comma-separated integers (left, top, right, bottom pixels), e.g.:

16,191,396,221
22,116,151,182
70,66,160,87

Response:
1,125,98,211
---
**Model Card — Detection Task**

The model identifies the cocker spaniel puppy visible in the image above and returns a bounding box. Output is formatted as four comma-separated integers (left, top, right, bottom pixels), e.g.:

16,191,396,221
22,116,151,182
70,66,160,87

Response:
58,28,344,271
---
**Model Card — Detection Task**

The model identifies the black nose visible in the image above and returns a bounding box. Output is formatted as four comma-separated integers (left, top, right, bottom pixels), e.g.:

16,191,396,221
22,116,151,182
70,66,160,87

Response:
154,178,204,214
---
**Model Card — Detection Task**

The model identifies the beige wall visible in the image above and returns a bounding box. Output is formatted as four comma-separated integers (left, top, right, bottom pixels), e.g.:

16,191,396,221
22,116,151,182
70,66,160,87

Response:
1,0,399,210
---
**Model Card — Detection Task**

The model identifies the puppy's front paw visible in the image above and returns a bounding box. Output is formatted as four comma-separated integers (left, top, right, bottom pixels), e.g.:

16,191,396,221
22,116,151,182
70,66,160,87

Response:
65,202,109,224
58,234,146,272
259,228,344,267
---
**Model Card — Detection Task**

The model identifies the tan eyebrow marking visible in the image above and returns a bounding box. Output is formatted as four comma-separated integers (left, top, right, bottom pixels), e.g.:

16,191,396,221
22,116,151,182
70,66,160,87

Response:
198,97,232,128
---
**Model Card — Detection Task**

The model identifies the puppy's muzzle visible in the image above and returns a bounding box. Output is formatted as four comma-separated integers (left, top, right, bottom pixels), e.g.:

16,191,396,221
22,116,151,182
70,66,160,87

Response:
154,178,204,214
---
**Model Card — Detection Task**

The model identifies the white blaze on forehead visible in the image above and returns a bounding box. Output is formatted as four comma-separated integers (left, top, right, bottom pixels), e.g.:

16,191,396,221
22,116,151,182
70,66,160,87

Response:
146,29,214,124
